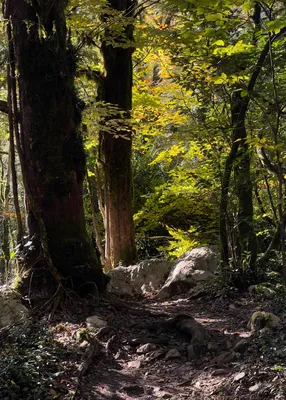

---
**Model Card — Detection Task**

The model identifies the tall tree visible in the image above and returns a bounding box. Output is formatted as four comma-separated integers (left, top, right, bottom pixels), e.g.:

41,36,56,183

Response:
98,0,137,269
4,0,106,293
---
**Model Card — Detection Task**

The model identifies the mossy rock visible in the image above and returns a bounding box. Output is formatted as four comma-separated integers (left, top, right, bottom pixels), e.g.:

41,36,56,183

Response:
249,284,276,299
248,311,280,332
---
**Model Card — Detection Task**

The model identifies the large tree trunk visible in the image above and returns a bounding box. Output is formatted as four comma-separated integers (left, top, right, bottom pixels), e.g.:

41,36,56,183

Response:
99,0,136,269
5,0,106,293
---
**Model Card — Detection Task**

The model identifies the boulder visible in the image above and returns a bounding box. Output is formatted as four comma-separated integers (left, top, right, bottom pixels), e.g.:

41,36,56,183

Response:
156,246,219,300
107,259,173,297
0,289,29,328
248,311,280,332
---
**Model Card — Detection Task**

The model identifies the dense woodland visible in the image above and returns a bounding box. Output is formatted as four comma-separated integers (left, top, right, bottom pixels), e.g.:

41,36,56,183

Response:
1,1,286,399
0,0,286,292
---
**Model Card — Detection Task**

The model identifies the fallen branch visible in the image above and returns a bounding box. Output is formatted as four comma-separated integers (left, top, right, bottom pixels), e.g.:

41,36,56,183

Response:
72,327,107,399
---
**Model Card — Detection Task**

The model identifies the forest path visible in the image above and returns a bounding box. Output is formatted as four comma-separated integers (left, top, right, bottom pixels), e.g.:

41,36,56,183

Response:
75,291,286,400
1,288,285,399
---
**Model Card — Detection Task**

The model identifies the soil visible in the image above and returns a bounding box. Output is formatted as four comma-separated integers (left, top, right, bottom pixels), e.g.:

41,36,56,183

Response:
1,287,286,400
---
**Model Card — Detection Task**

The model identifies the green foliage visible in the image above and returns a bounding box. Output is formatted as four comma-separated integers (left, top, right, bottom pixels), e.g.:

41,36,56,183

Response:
2,0,286,272
0,326,69,399
158,226,201,258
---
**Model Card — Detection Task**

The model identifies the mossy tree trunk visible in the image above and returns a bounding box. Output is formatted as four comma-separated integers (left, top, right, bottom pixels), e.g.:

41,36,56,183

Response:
5,0,106,293
99,0,136,269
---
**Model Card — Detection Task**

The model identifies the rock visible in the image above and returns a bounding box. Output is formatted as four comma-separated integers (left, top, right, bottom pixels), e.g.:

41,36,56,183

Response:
249,284,276,299
249,383,261,392
137,343,157,354
233,372,246,382
175,315,209,342
145,350,166,362
153,387,173,398
86,315,107,329
157,246,219,300
79,340,89,349
211,369,230,376
127,360,142,369
248,311,280,332
211,351,240,365
114,349,126,360
160,393,172,399
107,259,173,297
0,290,29,328
165,348,181,360
121,384,145,396
233,338,250,353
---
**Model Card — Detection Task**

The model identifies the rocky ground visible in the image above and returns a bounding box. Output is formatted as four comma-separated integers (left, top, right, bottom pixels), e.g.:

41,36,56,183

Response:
1,286,286,400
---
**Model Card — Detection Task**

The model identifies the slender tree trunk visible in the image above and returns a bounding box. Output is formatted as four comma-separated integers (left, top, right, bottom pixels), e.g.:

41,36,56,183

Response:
232,93,257,277
2,148,11,269
219,28,283,281
220,91,257,283
4,0,106,293
7,45,23,244
99,0,136,268
87,175,105,265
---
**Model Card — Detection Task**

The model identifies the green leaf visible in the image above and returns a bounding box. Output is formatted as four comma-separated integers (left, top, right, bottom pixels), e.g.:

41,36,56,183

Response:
214,40,225,46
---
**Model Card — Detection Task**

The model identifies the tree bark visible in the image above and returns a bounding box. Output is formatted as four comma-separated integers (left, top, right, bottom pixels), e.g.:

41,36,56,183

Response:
232,92,257,276
4,0,107,293
2,148,11,270
99,0,136,268
219,28,286,281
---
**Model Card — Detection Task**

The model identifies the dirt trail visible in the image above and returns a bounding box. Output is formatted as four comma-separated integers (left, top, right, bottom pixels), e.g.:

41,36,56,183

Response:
75,293,286,400
1,290,286,399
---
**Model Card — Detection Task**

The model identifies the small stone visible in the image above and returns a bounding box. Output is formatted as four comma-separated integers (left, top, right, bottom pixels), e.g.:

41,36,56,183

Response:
86,315,107,329
127,360,142,369
160,393,172,399
233,339,250,353
121,384,144,396
114,350,126,360
211,369,230,377
165,348,181,361
145,350,165,362
229,304,236,310
79,340,89,349
211,351,239,365
234,372,246,382
137,343,157,354
249,383,261,392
